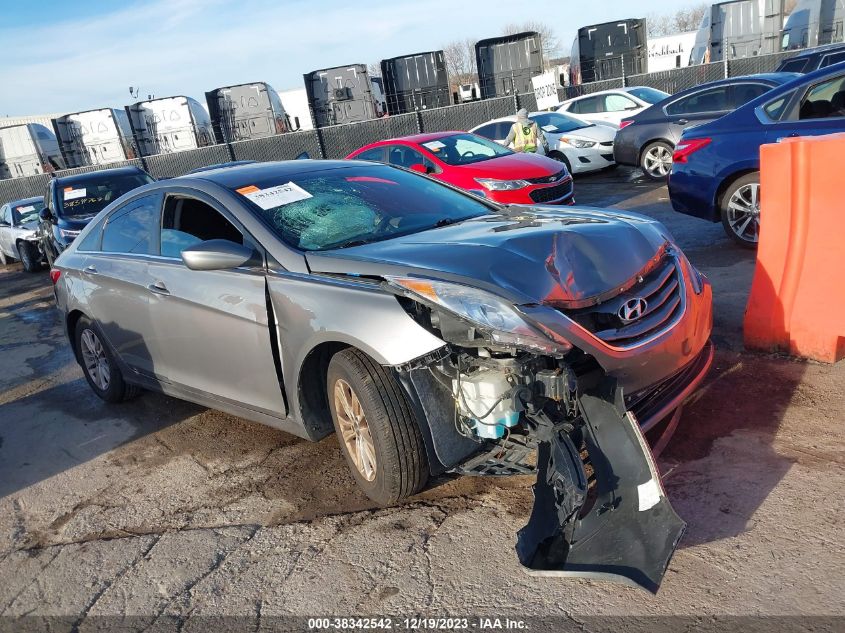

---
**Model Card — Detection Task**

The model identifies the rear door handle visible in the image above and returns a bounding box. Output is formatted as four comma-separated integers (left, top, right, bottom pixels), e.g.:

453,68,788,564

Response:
83,265,97,274
676,118,689,125
148,281,170,296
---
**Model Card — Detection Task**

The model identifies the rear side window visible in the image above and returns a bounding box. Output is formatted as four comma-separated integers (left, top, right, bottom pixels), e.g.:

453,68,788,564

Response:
732,83,772,107
575,96,601,114
798,74,845,120
666,86,730,116
76,216,107,252
821,51,845,68
473,123,500,140
161,196,243,258
386,145,436,171
355,147,385,162
101,194,160,255
778,58,809,73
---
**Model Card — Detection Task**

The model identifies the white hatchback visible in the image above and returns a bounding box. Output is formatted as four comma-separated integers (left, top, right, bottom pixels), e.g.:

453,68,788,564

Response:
470,111,617,175
557,86,670,126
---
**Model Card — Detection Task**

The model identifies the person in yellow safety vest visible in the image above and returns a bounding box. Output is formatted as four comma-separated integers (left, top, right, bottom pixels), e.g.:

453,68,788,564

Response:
504,108,547,154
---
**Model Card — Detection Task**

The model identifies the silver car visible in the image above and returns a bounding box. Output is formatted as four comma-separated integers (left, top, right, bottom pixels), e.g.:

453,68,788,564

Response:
0,196,45,271
52,160,713,592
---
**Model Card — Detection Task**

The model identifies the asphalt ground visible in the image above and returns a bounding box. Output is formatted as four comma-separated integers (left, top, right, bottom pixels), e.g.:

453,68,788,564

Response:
0,167,842,630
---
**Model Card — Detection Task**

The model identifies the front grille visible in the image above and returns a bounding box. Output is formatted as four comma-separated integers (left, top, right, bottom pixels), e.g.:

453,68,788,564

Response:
564,255,684,347
529,178,573,203
526,168,567,185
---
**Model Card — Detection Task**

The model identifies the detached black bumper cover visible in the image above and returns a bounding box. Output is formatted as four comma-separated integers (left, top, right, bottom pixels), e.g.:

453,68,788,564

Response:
516,379,685,593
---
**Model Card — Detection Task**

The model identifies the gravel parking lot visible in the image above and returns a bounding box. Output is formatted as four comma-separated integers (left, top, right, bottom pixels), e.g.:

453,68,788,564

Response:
1,167,843,628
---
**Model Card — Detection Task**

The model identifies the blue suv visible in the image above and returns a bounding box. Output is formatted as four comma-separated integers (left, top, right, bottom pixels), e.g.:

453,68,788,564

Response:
668,62,845,247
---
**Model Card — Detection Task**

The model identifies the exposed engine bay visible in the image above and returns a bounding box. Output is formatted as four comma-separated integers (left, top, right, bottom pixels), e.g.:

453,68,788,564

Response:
393,290,688,593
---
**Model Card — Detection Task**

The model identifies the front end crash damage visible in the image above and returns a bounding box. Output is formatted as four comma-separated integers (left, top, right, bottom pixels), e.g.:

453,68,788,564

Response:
385,274,703,593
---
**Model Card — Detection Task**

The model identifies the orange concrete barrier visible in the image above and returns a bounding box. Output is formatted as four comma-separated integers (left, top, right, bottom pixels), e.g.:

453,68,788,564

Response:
744,132,845,363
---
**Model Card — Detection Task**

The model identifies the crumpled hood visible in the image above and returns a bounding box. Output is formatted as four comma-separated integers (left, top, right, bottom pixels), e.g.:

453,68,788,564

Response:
306,207,670,307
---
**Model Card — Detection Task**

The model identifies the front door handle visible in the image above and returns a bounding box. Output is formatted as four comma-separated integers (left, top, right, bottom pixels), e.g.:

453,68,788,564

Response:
148,281,170,296
677,118,689,125
83,265,97,274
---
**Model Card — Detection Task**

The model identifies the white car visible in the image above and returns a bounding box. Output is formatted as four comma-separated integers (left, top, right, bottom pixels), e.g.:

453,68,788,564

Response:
0,196,44,272
470,111,617,175
557,87,670,126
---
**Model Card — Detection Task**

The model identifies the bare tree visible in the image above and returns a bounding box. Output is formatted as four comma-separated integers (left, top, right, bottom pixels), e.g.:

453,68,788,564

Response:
648,3,709,37
443,38,477,89
367,61,381,78
503,21,561,65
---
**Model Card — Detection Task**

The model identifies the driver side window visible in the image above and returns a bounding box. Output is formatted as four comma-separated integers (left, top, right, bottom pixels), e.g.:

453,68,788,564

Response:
386,145,436,172
161,196,244,259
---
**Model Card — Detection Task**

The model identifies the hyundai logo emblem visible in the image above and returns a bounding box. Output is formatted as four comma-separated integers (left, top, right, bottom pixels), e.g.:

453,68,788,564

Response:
619,297,648,323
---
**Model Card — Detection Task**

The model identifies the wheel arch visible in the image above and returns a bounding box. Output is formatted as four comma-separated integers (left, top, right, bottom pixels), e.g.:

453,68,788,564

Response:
66,309,87,363
714,167,760,212
296,341,350,441
638,138,675,164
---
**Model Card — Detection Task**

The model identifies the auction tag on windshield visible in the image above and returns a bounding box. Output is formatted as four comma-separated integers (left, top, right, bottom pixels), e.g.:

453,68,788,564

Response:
64,187,87,201
237,182,313,210
16,205,35,212
422,141,445,151
541,125,557,132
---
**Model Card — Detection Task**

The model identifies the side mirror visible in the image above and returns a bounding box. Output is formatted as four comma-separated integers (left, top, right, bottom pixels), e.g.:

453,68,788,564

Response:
181,239,257,271
410,163,432,174
39,207,52,222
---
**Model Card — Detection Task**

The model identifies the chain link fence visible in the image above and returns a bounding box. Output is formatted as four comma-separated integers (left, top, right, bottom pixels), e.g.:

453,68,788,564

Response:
0,47,810,203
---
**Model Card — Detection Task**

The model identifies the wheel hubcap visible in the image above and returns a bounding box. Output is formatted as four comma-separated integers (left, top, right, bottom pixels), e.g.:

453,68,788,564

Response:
80,329,110,391
726,183,761,243
334,379,377,482
644,146,672,177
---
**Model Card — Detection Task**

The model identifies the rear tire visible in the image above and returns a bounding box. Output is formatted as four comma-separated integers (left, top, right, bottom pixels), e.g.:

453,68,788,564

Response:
75,317,141,403
640,141,674,180
18,241,42,272
327,348,428,505
720,172,760,249
0,249,7,266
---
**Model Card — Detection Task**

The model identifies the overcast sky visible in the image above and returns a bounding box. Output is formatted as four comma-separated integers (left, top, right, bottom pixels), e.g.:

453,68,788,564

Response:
1,0,707,116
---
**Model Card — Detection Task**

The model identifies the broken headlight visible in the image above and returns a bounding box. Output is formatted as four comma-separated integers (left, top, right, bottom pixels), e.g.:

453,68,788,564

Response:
385,276,572,355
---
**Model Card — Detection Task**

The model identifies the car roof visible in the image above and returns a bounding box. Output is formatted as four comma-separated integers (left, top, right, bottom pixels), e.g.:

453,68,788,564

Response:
178,159,372,188
361,131,467,147
52,165,147,185
784,42,845,60
564,87,646,101
7,196,43,207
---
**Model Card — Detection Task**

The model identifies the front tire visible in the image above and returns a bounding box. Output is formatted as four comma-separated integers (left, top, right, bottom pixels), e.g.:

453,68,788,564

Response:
640,141,674,180
720,172,760,249
548,151,572,175
75,317,141,403
327,348,428,505
18,241,42,272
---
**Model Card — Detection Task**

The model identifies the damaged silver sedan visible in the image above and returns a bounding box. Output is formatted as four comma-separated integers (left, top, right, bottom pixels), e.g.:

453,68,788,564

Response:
51,160,713,593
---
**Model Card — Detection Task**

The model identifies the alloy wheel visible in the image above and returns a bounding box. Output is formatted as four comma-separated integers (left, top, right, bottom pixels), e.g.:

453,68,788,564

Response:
726,183,760,244
333,378,377,482
80,328,111,391
643,145,672,178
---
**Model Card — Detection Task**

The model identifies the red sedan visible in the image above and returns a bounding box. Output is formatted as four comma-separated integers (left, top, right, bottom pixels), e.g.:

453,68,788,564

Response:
346,131,574,205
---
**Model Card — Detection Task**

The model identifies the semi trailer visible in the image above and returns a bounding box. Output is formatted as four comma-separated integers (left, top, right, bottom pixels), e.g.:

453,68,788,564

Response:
475,32,543,99
782,0,845,49
52,108,135,168
205,81,295,143
380,50,450,114
0,124,64,179
304,64,379,127
569,19,648,85
125,96,214,157
689,0,787,64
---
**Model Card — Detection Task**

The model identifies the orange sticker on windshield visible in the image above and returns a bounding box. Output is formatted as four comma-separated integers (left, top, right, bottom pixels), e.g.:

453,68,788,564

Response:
236,185,260,194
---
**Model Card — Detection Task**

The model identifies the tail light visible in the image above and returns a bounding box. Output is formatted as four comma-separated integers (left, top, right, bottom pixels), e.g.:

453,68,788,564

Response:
49,269,61,285
619,120,634,129
673,138,712,163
